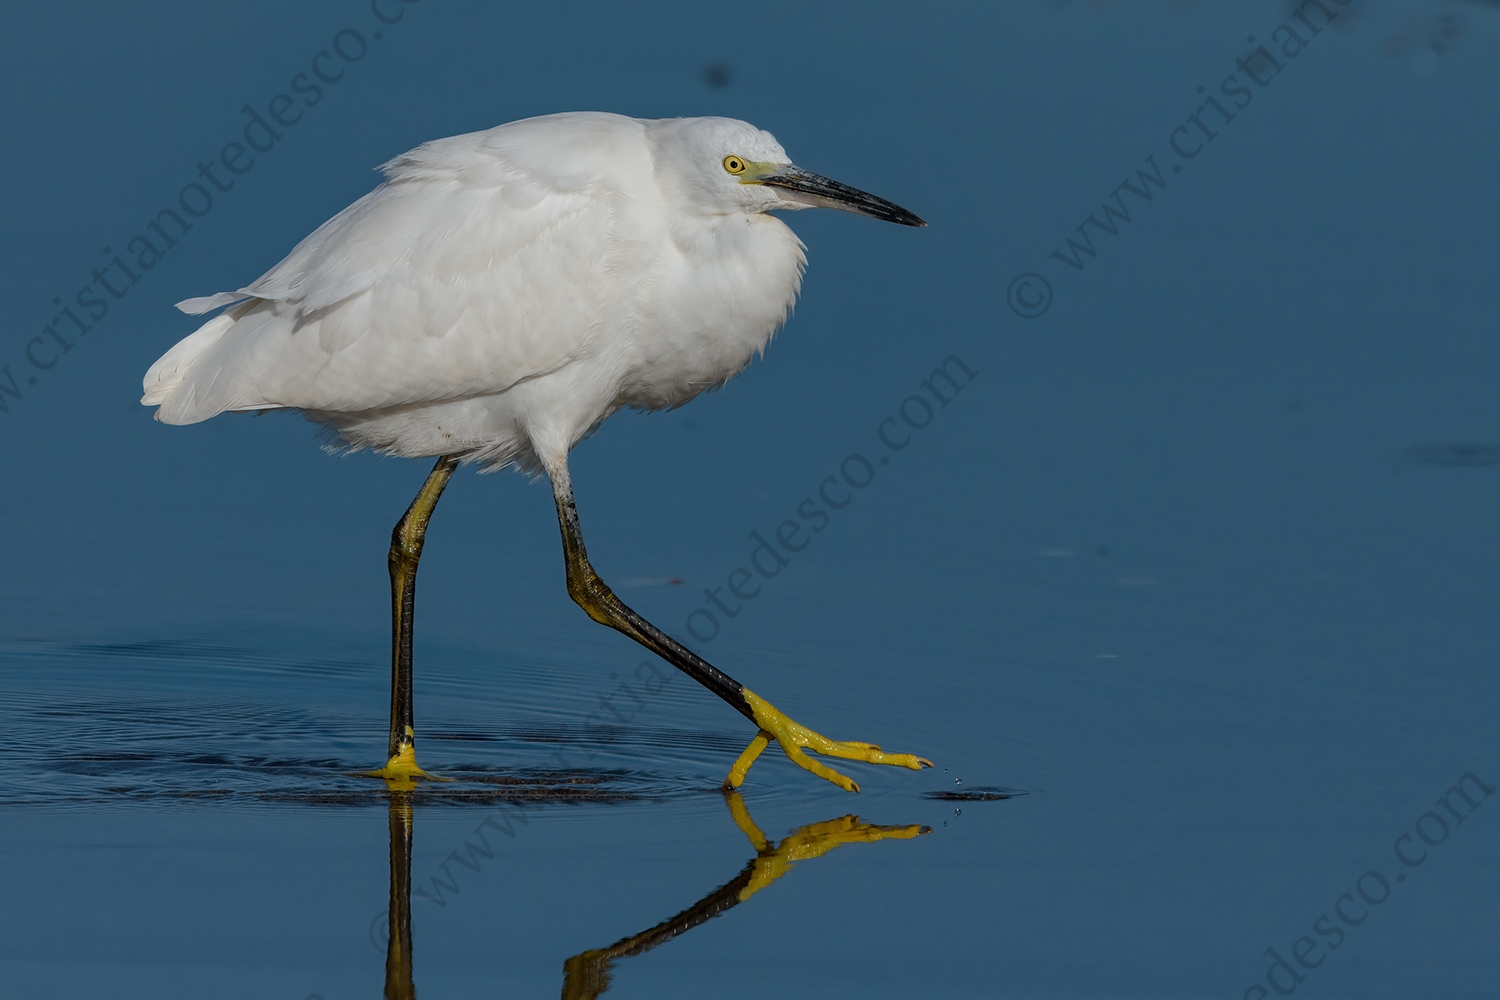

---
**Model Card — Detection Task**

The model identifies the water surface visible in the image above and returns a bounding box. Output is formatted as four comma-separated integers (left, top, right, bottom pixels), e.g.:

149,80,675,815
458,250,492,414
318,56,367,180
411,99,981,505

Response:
3,2,1498,996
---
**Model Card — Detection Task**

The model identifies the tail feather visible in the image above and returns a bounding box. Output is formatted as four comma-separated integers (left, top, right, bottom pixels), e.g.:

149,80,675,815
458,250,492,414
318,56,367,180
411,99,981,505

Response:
141,313,236,415
141,302,283,424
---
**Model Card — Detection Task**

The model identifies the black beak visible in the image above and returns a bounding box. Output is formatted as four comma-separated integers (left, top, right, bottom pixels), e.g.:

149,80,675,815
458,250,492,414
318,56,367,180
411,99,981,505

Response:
759,165,926,227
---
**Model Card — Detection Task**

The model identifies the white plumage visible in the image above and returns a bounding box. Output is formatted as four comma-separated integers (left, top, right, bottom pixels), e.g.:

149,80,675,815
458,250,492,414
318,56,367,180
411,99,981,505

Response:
143,112,811,473
140,111,929,792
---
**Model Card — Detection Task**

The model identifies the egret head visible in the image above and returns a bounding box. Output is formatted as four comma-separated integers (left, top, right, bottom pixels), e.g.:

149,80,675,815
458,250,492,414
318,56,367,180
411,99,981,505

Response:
646,116,925,227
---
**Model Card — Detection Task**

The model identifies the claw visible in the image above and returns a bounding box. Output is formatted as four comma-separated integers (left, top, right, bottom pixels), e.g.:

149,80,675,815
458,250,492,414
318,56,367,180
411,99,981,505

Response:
723,729,772,791
724,687,932,792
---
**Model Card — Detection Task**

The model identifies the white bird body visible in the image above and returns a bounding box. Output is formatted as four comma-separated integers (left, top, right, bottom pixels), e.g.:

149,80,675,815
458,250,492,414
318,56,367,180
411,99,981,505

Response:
141,110,929,792
144,112,807,471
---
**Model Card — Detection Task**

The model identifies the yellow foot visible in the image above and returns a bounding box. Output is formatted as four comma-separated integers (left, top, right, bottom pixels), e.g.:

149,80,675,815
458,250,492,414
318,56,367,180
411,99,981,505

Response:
723,688,933,793
359,742,451,788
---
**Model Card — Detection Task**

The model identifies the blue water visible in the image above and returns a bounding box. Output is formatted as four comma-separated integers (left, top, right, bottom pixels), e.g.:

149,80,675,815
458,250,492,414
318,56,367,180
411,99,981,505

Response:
3,2,1499,996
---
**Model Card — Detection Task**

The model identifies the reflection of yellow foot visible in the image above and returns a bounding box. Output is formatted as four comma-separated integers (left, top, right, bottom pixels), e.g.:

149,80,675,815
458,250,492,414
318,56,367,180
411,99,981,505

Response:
360,742,451,787
725,790,927,900
724,688,933,793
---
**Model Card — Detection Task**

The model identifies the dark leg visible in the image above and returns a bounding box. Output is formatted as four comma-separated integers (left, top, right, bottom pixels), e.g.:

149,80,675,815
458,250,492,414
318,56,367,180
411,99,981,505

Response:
370,455,459,782
547,463,930,792
554,477,754,721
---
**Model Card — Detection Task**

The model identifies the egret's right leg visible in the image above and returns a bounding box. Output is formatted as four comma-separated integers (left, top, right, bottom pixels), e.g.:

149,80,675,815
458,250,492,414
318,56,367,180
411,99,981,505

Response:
545,460,930,792
367,455,460,784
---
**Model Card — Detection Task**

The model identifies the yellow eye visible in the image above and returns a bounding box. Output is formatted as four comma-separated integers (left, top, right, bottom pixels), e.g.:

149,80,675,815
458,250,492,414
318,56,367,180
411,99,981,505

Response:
722,155,747,175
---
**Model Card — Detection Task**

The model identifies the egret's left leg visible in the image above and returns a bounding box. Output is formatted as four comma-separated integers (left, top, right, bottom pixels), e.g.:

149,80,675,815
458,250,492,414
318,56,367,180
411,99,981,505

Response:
366,455,460,784
547,463,930,792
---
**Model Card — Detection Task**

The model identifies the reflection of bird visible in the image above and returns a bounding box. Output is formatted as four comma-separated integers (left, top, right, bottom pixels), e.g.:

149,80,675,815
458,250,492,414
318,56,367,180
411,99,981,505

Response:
142,112,930,790
371,788,923,1000
560,792,927,999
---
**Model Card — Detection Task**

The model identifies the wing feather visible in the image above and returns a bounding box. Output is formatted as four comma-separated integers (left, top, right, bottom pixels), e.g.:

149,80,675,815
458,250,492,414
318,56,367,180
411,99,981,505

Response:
144,113,657,425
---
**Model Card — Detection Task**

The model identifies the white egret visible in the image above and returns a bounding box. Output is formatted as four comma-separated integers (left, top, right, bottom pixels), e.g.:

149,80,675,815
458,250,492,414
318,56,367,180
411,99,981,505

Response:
142,112,929,791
